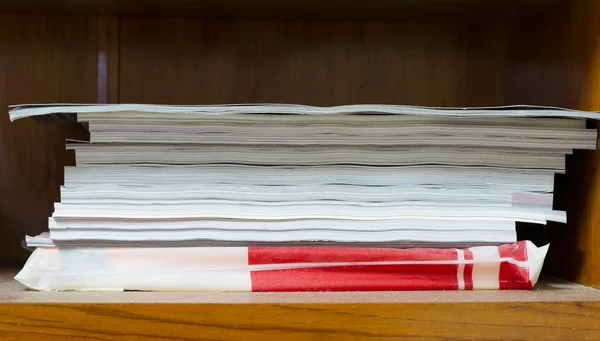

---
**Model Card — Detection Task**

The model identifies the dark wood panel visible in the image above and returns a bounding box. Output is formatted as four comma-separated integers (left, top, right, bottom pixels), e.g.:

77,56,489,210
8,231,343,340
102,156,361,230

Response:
0,13,96,265
96,15,120,103
119,19,507,107
0,0,559,20
506,0,600,286
0,301,599,340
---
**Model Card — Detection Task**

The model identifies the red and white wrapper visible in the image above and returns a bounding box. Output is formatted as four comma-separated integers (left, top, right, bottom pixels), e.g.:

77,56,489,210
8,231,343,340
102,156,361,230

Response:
16,241,548,292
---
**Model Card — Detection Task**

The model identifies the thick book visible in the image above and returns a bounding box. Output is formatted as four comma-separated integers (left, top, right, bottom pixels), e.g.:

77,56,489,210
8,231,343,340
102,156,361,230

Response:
8,103,597,247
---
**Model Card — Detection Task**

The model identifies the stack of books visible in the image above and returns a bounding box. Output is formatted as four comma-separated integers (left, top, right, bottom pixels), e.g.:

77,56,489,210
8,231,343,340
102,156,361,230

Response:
10,103,599,291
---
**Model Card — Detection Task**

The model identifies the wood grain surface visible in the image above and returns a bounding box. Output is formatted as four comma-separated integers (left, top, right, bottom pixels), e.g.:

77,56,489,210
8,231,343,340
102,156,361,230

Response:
119,19,507,107
0,0,559,19
96,15,120,104
0,301,599,340
506,0,600,287
0,13,96,265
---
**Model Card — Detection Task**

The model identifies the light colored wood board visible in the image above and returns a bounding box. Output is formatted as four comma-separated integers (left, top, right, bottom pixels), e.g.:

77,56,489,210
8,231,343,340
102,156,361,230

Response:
0,13,96,265
1,269,599,304
118,19,507,107
0,0,558,19
505,0,600,286
0,301,599,340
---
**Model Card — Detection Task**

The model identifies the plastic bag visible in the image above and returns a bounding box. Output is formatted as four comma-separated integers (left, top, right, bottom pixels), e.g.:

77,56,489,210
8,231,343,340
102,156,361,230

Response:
15,240,548,292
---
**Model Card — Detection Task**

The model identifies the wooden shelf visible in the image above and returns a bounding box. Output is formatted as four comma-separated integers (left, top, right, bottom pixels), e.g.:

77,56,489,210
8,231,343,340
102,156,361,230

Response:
0,0,559,19
2,269,600,340
1,0,600,339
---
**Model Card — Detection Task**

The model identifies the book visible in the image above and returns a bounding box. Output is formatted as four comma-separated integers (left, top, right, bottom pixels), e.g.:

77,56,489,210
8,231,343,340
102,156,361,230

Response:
8,103,596,247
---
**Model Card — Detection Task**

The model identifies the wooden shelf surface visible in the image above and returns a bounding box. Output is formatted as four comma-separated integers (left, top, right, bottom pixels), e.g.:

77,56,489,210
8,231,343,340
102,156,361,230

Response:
1,269,600,340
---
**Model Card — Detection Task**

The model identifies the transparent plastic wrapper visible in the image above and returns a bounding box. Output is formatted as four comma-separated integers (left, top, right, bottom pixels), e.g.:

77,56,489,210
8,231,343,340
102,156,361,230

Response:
16,241,548,292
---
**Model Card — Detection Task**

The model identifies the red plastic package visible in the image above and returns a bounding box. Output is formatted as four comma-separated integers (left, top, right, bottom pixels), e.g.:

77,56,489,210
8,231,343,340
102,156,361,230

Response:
16,240,547,291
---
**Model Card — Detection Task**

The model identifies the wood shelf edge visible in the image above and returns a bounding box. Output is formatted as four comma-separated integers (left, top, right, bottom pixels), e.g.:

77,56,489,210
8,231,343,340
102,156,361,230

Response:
1,297,599,340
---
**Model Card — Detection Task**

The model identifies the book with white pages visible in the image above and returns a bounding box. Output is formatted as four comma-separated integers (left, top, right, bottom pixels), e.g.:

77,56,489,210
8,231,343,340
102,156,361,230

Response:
8,103,596,248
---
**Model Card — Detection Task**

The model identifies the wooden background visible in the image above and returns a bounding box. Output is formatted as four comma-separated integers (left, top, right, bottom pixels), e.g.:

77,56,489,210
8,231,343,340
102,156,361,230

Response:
0,14,96,265
0,0,599,286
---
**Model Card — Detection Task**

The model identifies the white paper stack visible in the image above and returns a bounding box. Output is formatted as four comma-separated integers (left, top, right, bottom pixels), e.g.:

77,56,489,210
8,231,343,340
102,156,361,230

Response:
10,103,599,248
